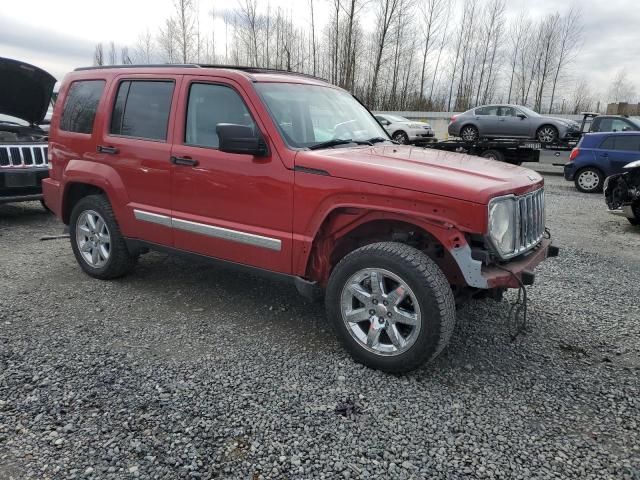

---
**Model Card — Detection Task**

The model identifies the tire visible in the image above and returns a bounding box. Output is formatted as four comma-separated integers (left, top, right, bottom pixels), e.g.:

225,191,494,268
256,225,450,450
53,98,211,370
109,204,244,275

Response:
69,194,137,279
325,242,456,373
392,131,409,144
460,125,479,142
574,167,604,193
536,125,559,144
480,149,505,162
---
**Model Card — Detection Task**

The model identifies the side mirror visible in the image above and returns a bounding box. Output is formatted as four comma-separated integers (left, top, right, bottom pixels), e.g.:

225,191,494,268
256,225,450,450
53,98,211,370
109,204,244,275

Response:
216,123,268,156
517,113,527,120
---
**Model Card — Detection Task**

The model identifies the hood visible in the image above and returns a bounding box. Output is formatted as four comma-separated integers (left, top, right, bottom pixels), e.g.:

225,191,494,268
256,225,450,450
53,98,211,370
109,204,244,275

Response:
0,57,56,125
295,145,543,204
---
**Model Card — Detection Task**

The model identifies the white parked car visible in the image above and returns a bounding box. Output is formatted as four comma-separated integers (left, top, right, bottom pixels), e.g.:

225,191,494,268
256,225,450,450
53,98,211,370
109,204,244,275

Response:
375,114,435,144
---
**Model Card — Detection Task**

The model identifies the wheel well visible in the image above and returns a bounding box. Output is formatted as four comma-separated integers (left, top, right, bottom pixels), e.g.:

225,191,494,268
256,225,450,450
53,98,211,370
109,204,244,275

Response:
306,217,463,286
460,124,478,132
63,183,105,224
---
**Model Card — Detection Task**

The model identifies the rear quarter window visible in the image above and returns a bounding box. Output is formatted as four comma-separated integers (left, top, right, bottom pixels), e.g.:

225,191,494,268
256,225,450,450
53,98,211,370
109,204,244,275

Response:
60,80,106,134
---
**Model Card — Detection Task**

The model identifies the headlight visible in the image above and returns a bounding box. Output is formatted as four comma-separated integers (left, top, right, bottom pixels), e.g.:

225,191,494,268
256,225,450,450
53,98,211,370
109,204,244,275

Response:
408,123,424,128
488,197,515,256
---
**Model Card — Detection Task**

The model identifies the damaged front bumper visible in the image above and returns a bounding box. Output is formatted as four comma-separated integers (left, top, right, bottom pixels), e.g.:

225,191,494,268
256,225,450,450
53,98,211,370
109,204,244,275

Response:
451,238,559,290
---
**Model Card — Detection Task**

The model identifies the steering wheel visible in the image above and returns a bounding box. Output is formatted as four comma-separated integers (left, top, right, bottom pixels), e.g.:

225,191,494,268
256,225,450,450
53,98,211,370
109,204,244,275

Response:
333,119,357,139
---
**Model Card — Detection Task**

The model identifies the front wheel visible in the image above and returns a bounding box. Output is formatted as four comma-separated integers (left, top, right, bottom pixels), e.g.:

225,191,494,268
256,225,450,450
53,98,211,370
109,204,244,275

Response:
574,167,604,193
392,131,409,144
537,125,558,144
325,242,456,373
69,194,137,279
628,203,640,225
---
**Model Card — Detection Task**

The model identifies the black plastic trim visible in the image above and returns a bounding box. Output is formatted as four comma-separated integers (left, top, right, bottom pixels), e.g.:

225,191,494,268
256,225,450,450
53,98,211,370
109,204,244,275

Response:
294,166,330,176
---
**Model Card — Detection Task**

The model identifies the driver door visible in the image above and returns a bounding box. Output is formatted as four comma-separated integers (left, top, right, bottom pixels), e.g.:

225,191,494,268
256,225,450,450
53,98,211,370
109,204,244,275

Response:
169,76,294,274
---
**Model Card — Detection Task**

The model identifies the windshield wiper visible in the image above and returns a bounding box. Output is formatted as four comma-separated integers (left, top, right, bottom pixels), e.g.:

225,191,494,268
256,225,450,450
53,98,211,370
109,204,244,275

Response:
307,138,374,150
366,137,389,144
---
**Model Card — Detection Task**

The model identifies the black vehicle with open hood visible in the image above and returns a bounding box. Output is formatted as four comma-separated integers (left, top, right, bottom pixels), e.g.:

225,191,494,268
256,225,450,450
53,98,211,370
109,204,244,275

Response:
0,57,54,205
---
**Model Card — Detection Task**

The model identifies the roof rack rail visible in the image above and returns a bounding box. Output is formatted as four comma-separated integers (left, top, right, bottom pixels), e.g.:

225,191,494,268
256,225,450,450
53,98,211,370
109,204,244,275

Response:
74,63,328,82
196,64,327,82
74,64,201,71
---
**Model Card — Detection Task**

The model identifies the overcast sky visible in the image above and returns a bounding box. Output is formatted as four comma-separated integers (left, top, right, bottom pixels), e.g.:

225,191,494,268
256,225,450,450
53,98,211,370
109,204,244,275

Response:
1,0,638,98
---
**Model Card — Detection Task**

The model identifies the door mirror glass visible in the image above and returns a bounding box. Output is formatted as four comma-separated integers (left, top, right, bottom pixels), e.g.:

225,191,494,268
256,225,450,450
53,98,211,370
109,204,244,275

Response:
216,123,268,156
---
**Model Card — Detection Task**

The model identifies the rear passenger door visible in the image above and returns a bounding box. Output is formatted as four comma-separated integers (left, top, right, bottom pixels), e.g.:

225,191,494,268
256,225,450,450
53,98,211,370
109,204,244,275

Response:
474,106,500,136
100,75,182,246
169,76,294,274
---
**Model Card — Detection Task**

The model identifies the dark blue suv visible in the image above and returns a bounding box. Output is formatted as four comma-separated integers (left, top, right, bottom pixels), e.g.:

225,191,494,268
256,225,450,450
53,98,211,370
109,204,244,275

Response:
564,132,640,192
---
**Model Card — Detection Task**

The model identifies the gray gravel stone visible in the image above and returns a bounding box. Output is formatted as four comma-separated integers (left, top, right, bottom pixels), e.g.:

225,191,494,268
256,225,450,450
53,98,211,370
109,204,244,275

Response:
0,178,639,479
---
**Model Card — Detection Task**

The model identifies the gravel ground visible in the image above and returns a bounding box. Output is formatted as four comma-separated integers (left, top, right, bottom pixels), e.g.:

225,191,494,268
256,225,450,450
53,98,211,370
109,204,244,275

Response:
1,175,639,480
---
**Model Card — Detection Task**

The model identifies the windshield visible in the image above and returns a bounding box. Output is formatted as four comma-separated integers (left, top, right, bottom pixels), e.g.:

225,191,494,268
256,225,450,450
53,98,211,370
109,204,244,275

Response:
517,106,541,117
387,115,409,122
256,83,389,149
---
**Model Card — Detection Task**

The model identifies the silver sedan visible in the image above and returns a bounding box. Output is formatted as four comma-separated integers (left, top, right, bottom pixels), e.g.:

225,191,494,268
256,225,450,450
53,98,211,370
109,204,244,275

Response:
375,114,435,144
448,104,581,144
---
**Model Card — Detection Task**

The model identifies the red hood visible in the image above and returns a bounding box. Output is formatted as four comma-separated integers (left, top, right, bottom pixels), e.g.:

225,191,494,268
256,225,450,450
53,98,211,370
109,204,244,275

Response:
295,145,543,204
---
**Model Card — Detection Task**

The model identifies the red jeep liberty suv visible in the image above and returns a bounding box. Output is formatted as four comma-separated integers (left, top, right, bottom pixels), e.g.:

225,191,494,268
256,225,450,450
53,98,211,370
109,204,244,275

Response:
43,65,557,372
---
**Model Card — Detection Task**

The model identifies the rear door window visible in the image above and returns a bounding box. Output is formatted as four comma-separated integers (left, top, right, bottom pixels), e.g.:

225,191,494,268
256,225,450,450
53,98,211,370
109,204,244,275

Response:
600,137,616,149
613,135,640,151
60,80,106,134
110,80,174,141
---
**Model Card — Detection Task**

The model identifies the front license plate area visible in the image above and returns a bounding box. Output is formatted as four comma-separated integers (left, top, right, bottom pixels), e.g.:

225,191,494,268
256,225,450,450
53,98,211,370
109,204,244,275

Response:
5,172,37,188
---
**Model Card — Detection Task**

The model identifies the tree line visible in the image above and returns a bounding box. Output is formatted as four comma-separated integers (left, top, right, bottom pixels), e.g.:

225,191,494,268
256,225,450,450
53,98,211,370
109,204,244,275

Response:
91,0,634,114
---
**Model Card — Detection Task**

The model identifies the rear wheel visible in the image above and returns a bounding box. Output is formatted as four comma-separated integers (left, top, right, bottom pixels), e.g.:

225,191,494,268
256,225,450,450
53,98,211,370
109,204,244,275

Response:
574,167,604,193
69,194,137,279
392,131,409,144
325,242,456,373
460,125,479,142
480,149,505,162
537,125,559,144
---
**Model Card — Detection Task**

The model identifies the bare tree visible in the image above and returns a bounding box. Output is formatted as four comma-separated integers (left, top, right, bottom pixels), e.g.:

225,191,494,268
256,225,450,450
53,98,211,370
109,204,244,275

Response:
120,47,133,64
548,7,582,112
506,14,527,104
158,18,179,62
418,0,445,106
93,43,104,66
608,69,637,102
174,0,197,63
134,29,155,64
108,41,118,65
368,0,401,108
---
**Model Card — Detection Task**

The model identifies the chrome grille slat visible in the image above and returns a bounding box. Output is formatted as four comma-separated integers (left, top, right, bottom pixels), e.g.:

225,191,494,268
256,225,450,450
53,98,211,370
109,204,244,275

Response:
0,144,48,168
511,188,545,257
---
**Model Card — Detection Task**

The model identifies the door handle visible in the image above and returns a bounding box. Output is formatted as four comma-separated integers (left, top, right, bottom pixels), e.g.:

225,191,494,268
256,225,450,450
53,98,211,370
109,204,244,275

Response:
97,145,119,154
600,153,609,158
171,156,199,167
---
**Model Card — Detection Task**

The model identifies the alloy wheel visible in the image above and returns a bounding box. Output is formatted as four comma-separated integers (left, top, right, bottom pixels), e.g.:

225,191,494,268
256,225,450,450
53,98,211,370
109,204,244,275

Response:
340,268,422,356
76,210,111,267
538,127,557,143
461,127,478,141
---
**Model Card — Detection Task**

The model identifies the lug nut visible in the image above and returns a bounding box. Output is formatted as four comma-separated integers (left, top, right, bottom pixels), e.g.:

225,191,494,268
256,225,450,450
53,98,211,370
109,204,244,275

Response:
369,309,375,315
372,299,378,305
387,312,392,317
383,300,388,306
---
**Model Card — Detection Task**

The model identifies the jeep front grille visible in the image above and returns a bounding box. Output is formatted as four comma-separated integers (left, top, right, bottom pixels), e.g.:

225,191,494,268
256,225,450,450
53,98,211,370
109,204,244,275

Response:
515,188,545,255
0,144,48,168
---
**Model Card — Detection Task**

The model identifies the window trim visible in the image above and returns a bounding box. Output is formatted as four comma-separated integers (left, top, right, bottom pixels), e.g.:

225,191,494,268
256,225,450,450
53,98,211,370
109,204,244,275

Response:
107,78,176,143
59,79,106,135
182,80,260,151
